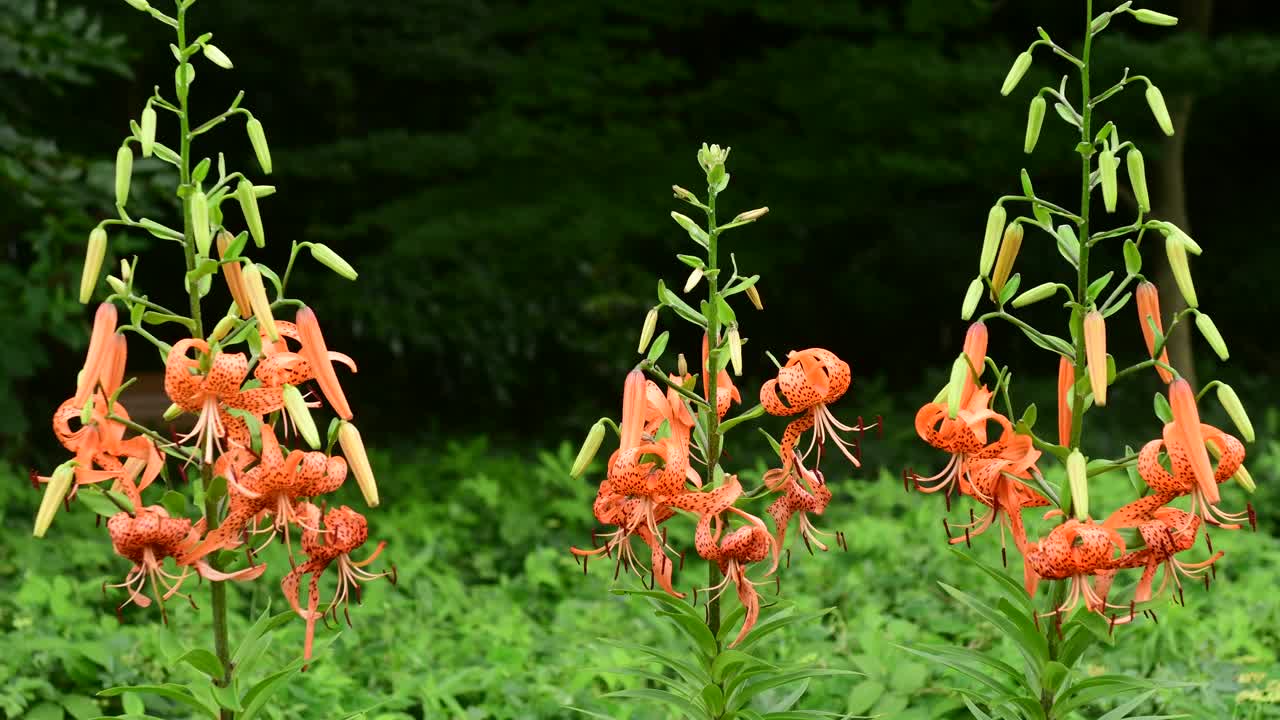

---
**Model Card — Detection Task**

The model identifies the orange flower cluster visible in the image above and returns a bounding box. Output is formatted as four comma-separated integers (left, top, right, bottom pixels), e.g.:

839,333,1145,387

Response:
573,344,874,645
910,311,1251,624
37,303,389,662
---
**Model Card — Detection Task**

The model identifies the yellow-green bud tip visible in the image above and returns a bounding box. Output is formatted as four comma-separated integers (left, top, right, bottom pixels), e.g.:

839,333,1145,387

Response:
1216,383,1254,443
1066,450,1089,521
960,277,983,321
282,384,320,449
80,227,108,304
571,421,606,478
1001,52,1033,96
308,243,359,281
637,307,658,354
338,422,379,507
33,462,76,538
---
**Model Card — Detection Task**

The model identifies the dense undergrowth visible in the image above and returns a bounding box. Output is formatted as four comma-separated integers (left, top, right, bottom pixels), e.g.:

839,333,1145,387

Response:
5,418,1280,719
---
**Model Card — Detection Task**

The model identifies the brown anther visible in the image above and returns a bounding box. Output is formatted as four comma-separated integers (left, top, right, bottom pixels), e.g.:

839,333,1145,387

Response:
785,548,792,569
1203,575,1210,591
964,527,971,548
902,469,911,493
354,583,363,605
678,552,686,571
28,468,39,489
1248,503,1257,532
1001,546,1008,568
942,518,952,540
802,532,814,555
1108,614,1117,635
1205,532,1213,553
344,606,353,628
388,564,399,585
775,575,781,594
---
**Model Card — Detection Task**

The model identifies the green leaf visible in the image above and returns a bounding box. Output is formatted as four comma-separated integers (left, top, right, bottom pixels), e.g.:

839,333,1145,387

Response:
655,610,718,663
897,644,1020,696
711,648,771,683
142,311,196,331
846,680,885,714
937,583,1048,672
26,702,64,720
962,695,995,720
997,273,1022,306
1102,292,1132,319
222,231,250,260
602,688,703,719
160,490,187,518
658,279,708,326
1019,403,1038,432
1087,271,1115,303
176,648,225,678
1015,323,1075,359
647,331,670,363
1067,608,1116,647
677,254,705,269
1042,661,1070,695
949,550,1036,615
207,681,243,712
601,639,710,687
1123,239,1142,274
61,695,100,720
700,683,725,716
77,488,132,517
727,668,857,713
715,294,737,326
1052,675,1160,717
1153,392,1173,423
716,605,748,644
98,685,215,719
889,662,929,693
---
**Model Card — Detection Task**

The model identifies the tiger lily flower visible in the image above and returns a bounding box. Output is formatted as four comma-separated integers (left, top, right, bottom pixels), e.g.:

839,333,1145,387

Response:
766,460,834,555
295,307,356,420
1135,282,1174,383
74,303,123,406
165,339,286,462
702,333,741,420
1113,507,1222,605
52,390,161,491
760,347,867,487
254,318,359,395
945,427,1049,554
1023,519,1127,617
1129,413,1248,529
668,476,775,647
281,503,391,664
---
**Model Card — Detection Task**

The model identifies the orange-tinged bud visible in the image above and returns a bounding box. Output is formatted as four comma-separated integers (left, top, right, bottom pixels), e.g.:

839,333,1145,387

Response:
104,334,128,398
1169,379,1218,504
217,231,252,319
1057,356,1073,446
1083,310,1107,406
80,227,108,304
990,222,1024,299
619,369,647,451
296,307,354,420
960,321,988,405
240,263,279,342
75,303,118,405
732,207,769,223
1135,282,1173,383
33,462,76,537
338,421,378,507
677,353,688,376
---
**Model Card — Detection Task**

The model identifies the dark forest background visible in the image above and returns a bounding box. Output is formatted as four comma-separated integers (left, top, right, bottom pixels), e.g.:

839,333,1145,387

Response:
4,0,1279,461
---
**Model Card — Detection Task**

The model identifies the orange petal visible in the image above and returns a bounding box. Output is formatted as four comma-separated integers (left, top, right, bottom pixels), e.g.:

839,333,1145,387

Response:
1169,379,1218,504
74,303,118,405
1135,282,1173,383
296,307,353,420
217,231,253,318
1056,356,1073,446
961,322,988,405
619,369,647,451
1083,311,1107,406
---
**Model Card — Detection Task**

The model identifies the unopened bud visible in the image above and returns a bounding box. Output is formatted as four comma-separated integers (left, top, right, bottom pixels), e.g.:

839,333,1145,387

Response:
140,105,157,158
106,276,128,297
677,353,688,376
163,403,184,422
728,324,743,376
246,118,272,174
1084,311,1107,406
282,384,320,449
240,263,279,341
123,0,150,11
979,205,1006,277
571,421,606,478
1145,84,1175,136
1132,9,1178,26
683,267,703,293
120,258,132,283
237,180,265,248
114,146,133,206
209,314,237,344
946,353,969,419
1012,282,1058,308
338,421,378,507
1194,313,1229,361
216,231,252,319
1126,149,1150,213
961,277,983,320
1165,235,1198,307
1233,463,1256,493
672,185,696,202
1025,96,1046,154
80,227,108,304
745,284,763,310
733,207,769,223
80,397,95,426
1099,149,1118,213
34,462,76,538
190,191,211,256
1216,383,1254,443
990,222,1024,298
308,243,359,281
637,307,658,354
202,43,233,69
1000,52,1033,96
1066,450,1089,521
1163,222,1201,255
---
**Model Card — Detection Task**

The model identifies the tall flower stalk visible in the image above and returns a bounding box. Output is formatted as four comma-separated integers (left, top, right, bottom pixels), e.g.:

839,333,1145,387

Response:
906,3,1258,717
567,145,877,718
32,1,389,717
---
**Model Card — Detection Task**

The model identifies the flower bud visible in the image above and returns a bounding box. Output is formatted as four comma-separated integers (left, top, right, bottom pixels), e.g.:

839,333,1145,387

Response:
946,353,969,419
990,222,1024,299
1233,464,1256,493
1133,9,1178,26
1000,52,1033,96
728,324,743,376
1066,450,1089,521
140,105,156,158
237,180,266,248
1099,149,1118,213
1084,310,1107,406
80,396,95,426
960,277,983,320
733,207,769,223
979,205,1006,277
202,43,234,69
1170,379,1218,504
33,462,76,538
338,421,378,507
190,191,211,256
1216,383,1254,443
1145,84,1175,136
1163,222,1201,255
283,384,320,449
677,353,688,376
1012,282,1058,308
671,185,696,202
115,145,133,206
246,118,272,174
1057,356,1073,446
1025,96,1046,154
240,263,279,342
106,275,128,297
1165,234,1198,307
571,421,606,478
745,284,763,310
120,258,132,284
636,307,658,354
1194,313,1229,361
1135,282,1173,383
683,267,703,293
308,243,359,281
163,403,184,422
208,314,237,344
80,227,108,304
1126,148,1150,213
123,0,150,10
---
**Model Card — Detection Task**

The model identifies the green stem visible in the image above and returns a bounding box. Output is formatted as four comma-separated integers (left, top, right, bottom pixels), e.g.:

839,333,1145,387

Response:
703,184,723,641
175,4,232,711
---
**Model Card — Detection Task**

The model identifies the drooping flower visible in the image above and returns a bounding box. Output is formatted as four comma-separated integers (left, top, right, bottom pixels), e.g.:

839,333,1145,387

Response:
164,339,286,461
702,333,741,420
281,503,391,664
295,307,356,420
946,426,1049,556
1023,519,1126,617
51,389,161,491
1129,414,1248,529
74,303,122,406
1112,507,1222,605
760,347,866,486
766,461,834,554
